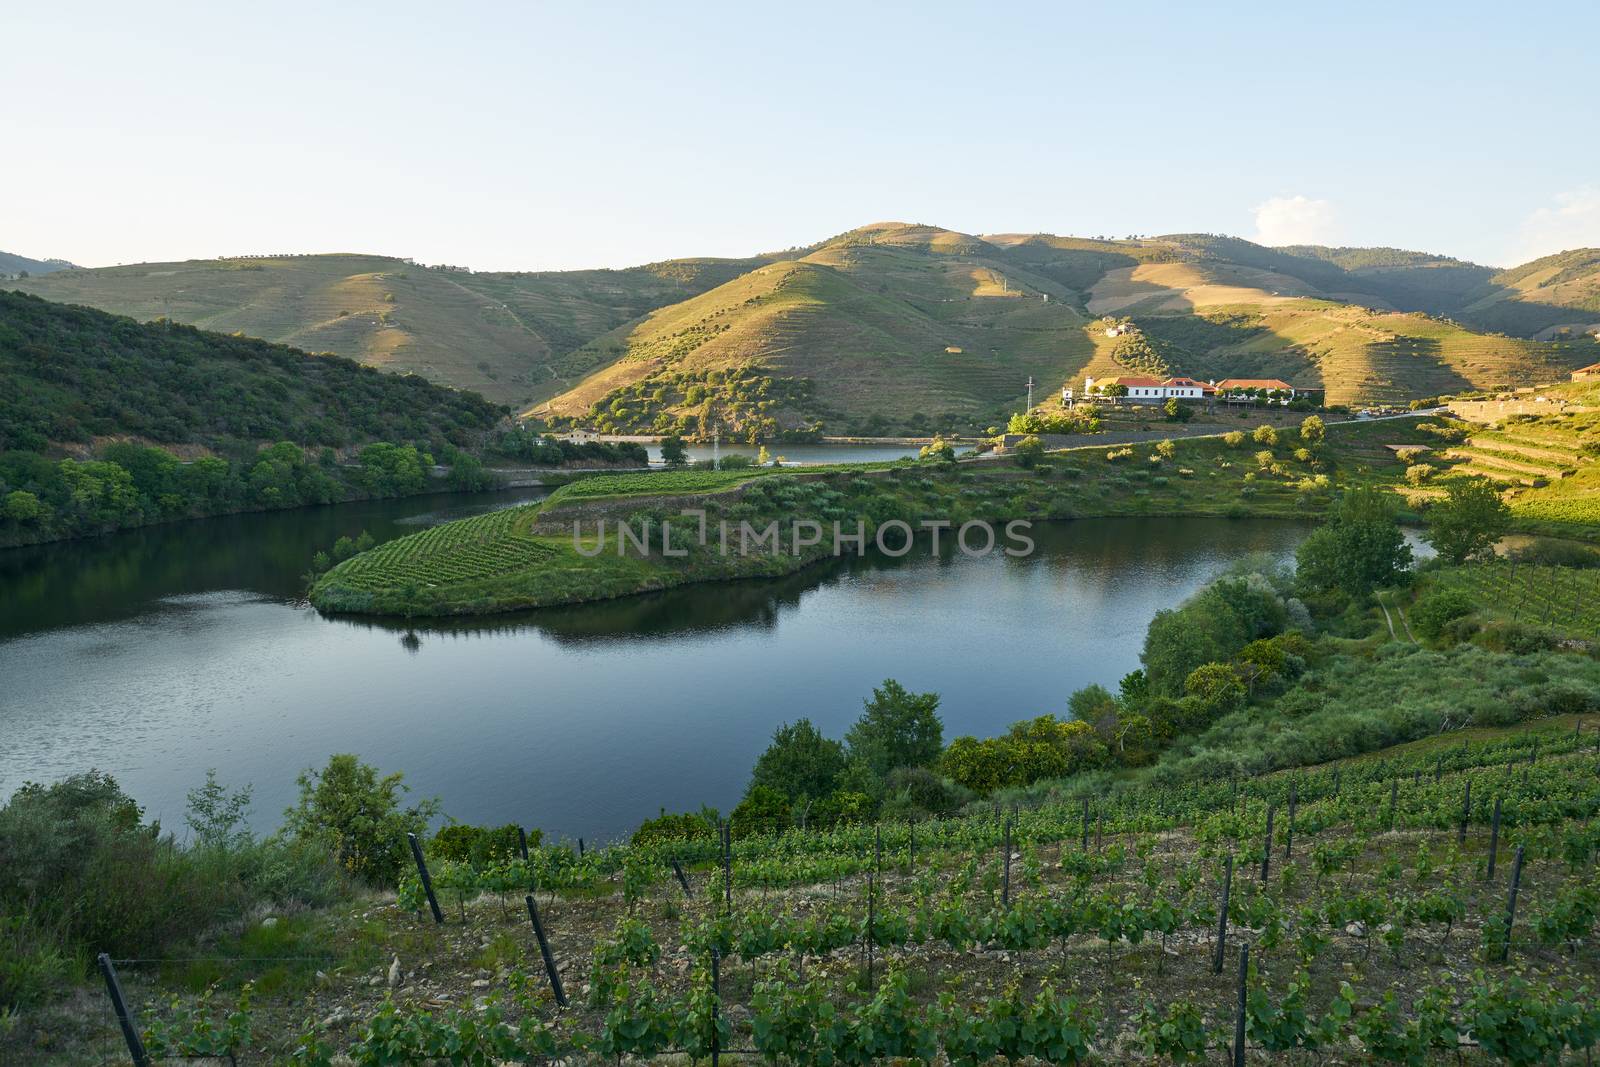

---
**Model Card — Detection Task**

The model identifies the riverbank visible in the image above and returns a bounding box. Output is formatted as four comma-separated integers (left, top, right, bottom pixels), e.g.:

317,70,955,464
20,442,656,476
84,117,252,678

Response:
310,417,1445,618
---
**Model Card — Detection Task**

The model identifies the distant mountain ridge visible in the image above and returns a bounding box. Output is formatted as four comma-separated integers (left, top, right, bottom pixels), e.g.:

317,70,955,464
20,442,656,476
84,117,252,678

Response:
0,249,76,278
13,226,1600,432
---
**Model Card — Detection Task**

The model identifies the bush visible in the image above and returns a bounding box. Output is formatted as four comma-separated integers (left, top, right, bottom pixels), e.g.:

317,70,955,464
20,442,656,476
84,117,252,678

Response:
1410,589,1477,640
1224,431,1246,448
632,808,718,847
430,823,535,865
0,771,347,1011
282,755,437,885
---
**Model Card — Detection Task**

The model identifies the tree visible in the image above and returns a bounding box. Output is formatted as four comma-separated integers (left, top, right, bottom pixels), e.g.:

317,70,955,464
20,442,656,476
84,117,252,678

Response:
2,490,44,524
1155,439,1177,460
1424,477,1509,565
1295,486,1413,598
1013,435,1045,468
1299,415,1326,447
747,719,846,803
660,435,688,468
282,755,437,884
1252,424,1279,446
845,679,944,781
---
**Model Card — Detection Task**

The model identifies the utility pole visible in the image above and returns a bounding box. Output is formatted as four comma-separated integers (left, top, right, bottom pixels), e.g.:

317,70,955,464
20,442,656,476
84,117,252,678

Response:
1026,376,1034,410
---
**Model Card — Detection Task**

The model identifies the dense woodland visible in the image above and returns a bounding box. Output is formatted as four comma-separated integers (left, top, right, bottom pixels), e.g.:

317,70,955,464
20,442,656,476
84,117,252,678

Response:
0,292,585,546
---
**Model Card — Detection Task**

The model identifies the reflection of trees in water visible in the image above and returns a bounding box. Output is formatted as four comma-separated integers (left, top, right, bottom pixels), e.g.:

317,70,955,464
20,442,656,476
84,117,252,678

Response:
0,488,548,639
325,517,1313,648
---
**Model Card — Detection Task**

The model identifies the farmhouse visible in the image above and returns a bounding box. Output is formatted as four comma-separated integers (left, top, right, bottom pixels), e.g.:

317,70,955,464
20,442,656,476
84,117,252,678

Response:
1572,362,1600,381
557,428,601,444
1082,376,1218,404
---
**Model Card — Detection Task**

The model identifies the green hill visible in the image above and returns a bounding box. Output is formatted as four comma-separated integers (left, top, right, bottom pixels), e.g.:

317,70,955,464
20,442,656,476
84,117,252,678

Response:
0,289,503,454
16,228,1600,430
538,224,1095,436
12,254,761,406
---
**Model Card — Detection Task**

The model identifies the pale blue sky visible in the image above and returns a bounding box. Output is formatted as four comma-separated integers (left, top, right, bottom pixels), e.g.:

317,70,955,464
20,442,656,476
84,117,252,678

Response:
3,1,1597,271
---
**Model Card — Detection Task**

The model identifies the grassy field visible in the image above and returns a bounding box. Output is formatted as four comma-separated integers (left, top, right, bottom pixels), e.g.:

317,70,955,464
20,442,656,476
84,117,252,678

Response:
310,417,1444,617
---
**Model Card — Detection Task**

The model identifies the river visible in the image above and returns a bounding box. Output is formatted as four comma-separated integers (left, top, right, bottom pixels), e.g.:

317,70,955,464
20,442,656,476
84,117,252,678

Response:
0,482,1314,843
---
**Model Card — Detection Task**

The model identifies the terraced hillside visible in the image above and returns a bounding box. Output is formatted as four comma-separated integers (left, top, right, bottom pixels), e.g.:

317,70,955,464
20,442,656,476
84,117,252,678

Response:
18,226,1600,424
12,254,760,406
538,224,1096,436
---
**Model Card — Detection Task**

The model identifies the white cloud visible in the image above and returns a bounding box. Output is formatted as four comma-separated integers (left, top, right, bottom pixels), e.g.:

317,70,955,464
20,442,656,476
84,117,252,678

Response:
1252,195,1339,247
1511,186,1600,264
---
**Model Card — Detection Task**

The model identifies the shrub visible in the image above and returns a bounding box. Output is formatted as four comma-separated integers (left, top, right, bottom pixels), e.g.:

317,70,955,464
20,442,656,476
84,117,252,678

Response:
1410,588,1476,640
430,823,534,865
282,755,437,885
1252,425,1279,446
1406,463,1434,486
1224,431,1246,448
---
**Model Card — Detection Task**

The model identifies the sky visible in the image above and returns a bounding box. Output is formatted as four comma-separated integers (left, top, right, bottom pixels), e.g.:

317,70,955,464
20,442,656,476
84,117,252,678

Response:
4,0,1598,272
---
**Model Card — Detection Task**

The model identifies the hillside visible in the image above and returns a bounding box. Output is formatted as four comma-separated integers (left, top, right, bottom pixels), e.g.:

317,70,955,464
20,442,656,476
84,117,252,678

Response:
537,224,1095,437
16,228,1600,430
11,254,761,406
0,249,75,279
0,290,504,454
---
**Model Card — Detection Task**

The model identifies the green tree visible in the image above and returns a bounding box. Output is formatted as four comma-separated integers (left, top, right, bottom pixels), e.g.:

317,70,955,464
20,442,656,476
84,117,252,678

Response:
660,435,688,468
747,719,846,804
2,490,45,524
1252,424,1279,446
1299,415,1326,447
845,679,944,781
1424,477,1509,564
282,755,437,884
1295,486,1413,597
1013,435,1045,468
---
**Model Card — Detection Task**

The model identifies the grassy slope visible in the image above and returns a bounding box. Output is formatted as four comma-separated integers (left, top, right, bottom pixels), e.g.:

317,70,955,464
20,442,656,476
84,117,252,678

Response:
538,224,1097,432
309,418,1444,617
12,255,759,407
18,229,1598,420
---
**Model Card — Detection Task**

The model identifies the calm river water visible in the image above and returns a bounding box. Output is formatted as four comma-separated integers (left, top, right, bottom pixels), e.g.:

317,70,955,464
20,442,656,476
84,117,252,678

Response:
0,480,1312,842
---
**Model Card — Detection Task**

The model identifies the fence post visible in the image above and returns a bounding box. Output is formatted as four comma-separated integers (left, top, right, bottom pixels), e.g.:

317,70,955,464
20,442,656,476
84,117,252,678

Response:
1435,754,1443,782
710,948,721,1067
1081,797,1090,851
1458,780,1472,845
1486,796,1503,881
866,869,876,989
1002,817,1013,911
1498,846,1525,963
908,819,915,871
577,836,585,857
97,954,150,1067
1232,943,1249,1067
1260,804,1275,883
670,856,692,897
722,821,732,914
407,832,444,925
516,826,529,862
523,895,568,1006
1285,780,1297,860
1388,778,1399,831
1212,854,1233,974
1095,809,1103,853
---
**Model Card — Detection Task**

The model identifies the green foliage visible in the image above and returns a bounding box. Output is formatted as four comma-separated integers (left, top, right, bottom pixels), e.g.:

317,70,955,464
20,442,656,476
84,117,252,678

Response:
1425,475,1511,564
748,718,846,805
844,679,944,783
282,755,438,884
1140,575,1288,696
0,290,502,454
1007,409,1100,435
659,434,688,467
1409,587,1477,640
1295,485,1413,597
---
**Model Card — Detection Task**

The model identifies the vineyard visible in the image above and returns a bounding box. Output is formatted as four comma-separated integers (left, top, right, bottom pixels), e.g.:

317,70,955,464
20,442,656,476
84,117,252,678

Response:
318,506,556,593
1426,562,1600,638
101,719,1600,1064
